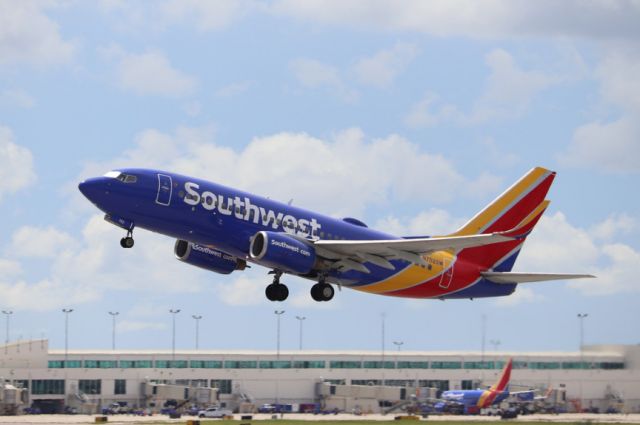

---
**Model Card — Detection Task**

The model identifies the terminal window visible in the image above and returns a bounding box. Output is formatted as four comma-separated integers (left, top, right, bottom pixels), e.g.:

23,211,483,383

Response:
397,361,429,369
210,379,232,394
431,361,462,369
79,379,102,395
363,361,395,369
293,360,325,368
84,360,117,368
31,380,64,395
224,360,257,369
259,361,292,369
114,379,126,395
119,360,152,368
190,360,222,368
330,361,362,369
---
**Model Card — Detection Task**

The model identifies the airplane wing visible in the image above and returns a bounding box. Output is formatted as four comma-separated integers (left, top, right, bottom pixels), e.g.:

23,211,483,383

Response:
482,272,595,284
313,232,514,272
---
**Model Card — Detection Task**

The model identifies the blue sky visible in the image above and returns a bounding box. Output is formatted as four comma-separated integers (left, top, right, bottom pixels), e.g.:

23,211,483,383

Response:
1,0,639,354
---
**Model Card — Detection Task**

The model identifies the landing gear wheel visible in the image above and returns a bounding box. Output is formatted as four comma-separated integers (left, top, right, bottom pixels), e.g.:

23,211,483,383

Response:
266,282,289,302
120,236,134,248
275,283,289,301
311,282,334,301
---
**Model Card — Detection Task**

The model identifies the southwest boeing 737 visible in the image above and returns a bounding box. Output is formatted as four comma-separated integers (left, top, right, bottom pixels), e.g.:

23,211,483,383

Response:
78,166,592,302
438,358,516,413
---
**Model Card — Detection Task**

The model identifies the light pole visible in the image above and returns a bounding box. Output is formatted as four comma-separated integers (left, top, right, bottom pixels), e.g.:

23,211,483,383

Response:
577,313,588,355
2,310,12,354
192,315,202,350
295,316,306,350
489,339,501,352
393,341,404,351
108,311,119,350
577,313,588,409
274,310,285,407
62,309,73,367
169,309,181,363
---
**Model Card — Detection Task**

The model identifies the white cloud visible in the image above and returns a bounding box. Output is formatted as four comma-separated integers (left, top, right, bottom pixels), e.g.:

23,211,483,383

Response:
289,58,357,102
78,126,486,217
217,274,266,306
405,49,558,127
100,0,255,33
590,213,637,241
494,287,544,307
351,43,419,88
10,226,75,258
272,0,640,41
375,208,465,237
215,81,254,97
517,211,640,296
0,258,22,278
0,89,36,109
103,46,197,97
117,320,166,333
0,126,37,202
0,0,75,67
560,49,640,173
159,0,254,32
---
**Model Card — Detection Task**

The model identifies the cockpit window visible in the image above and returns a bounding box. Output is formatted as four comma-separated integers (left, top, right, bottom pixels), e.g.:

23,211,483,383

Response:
103,171,137,183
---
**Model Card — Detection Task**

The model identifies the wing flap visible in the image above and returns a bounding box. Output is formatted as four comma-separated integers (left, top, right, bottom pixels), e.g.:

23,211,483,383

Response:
314,232,514,258
482,272,595,284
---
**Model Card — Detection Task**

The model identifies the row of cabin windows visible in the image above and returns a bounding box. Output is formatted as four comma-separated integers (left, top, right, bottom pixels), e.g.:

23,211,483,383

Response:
47,359,625,370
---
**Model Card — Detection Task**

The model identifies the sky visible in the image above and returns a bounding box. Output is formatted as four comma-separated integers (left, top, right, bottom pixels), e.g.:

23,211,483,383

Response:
0,0,639,355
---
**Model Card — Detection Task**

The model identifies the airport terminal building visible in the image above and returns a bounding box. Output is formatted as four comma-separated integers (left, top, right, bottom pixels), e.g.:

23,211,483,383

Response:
1,340,639,414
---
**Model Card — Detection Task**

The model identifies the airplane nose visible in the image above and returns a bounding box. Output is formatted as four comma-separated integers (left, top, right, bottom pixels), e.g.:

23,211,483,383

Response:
78,177,107,204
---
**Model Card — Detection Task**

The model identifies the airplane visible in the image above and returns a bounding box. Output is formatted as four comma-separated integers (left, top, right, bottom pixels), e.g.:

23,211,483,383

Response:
78,166,593,302
438,358,517,413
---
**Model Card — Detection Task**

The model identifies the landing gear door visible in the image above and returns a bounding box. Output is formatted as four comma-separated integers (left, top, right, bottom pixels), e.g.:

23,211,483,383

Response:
156,174,172,206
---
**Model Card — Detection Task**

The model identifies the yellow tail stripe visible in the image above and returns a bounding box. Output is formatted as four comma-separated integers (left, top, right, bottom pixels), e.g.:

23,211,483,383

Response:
452,167,550,236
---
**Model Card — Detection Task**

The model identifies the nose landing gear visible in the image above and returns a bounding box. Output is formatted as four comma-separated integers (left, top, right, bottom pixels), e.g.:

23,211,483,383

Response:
265,270,288,302
119,229,134,248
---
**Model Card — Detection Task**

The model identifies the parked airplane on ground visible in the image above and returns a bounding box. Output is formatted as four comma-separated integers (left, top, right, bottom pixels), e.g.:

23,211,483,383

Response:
78,166,592,302
439,359,515,412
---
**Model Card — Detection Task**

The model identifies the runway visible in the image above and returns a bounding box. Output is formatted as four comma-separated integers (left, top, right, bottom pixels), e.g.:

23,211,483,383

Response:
1,414,640,424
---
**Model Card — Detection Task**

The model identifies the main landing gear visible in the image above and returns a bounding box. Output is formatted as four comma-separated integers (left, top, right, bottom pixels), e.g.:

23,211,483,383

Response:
311,278,334,302
265,271,289,302
119,229,134,249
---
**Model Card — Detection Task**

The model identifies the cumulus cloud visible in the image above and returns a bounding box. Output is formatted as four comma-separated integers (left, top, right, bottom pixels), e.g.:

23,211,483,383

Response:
0,0,75,67
78,126,491,217
0,126,37,202
289,58,357,102
405,49,558,127
271,0,640,41
516,212,640,296
560,49,640,173
351,43,419,88
11,226,75,258
100,0,255,33
375,208,465,237
494,287,544,307
102,46,197,97
117,320,166,333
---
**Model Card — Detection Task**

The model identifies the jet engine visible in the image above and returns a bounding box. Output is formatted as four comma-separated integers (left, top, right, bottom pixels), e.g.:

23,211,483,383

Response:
174,240,245,274
249,231,316,274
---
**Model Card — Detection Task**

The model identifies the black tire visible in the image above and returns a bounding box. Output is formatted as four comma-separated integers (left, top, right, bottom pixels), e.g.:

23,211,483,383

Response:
120,238,127,248
310,284,323,301
320,283,334,301
265,284,278,301
276,283,289,301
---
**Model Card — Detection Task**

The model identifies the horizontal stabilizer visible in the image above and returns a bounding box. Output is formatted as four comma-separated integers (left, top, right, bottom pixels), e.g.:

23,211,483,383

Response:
482,272,595,284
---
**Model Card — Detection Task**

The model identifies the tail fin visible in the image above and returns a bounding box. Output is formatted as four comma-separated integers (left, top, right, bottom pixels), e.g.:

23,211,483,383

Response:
453,167,555,270
490,358,513,392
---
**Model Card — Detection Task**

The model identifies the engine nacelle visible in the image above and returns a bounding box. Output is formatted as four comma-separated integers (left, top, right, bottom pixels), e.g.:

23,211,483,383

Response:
249,231,316,274
174,240,245,275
